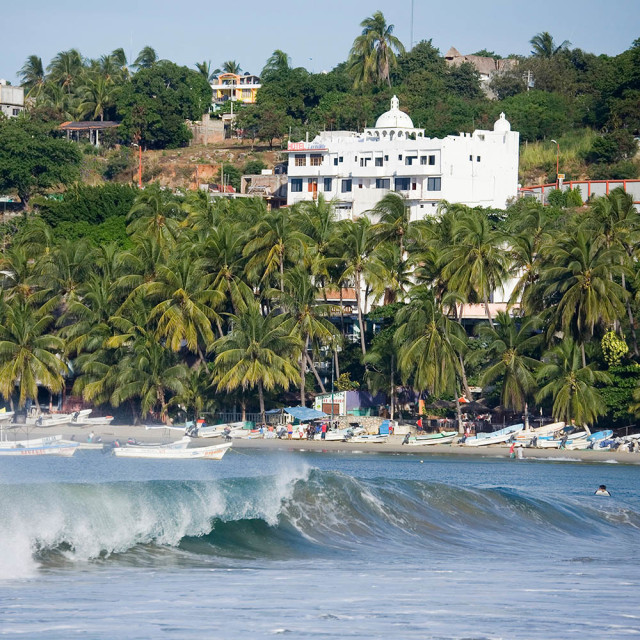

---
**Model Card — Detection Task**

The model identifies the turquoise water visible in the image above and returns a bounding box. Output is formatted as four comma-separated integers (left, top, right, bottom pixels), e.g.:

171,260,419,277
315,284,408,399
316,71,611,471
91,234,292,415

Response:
1,450,639,639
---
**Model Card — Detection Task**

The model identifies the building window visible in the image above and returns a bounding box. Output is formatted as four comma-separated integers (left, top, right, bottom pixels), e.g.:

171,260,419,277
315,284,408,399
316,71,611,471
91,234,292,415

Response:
360,157,370,167
323,178,333,191
469,155,473,161
420,156,427,165
291,179,303,192
341,179,352,193
295,154,306,167
334,158,338,166
358,181,363,188
310,154,323,166
427,177,441,191
308,179,318,192
375,157,383,167
339,157,344,163
412,182,417,190
395,177,410,191
405,156,417,166
477,156,481,162
398,155,403,161
429,155,436,165
376,178,390,189
12,108,20,116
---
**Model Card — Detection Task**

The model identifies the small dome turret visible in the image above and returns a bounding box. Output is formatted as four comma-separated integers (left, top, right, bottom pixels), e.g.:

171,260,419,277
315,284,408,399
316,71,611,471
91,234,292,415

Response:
494,112,511,132
375,95,414,129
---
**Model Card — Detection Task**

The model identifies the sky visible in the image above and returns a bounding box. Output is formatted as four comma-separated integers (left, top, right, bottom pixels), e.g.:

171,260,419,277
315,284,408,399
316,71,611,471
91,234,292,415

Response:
2,0,639,84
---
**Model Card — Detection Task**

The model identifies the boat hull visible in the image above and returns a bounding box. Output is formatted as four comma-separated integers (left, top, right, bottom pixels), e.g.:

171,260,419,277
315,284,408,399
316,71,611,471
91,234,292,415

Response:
407,434,457,446
113,442,232,460
0,442,78,456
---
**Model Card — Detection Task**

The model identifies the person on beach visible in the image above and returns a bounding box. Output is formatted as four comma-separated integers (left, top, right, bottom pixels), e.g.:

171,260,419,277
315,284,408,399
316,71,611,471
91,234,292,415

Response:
321,423,327,440
416,417,423,432
595,485,611,496
509,442,516,459
287,423,293,439
88,431,94,443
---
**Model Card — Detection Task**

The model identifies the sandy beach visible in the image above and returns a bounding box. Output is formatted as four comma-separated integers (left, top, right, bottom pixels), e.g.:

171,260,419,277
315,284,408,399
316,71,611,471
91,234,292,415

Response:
4,421,639,464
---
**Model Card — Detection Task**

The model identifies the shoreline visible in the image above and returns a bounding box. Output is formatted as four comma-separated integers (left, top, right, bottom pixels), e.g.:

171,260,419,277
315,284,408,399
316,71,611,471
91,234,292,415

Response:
5,422,640,464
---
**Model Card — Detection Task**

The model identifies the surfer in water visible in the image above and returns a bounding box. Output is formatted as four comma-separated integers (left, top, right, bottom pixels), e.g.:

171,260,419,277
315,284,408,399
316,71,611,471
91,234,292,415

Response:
595,484,611,496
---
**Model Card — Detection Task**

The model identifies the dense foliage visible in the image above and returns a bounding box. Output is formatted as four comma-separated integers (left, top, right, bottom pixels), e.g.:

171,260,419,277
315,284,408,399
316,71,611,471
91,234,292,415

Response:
0,186,639,431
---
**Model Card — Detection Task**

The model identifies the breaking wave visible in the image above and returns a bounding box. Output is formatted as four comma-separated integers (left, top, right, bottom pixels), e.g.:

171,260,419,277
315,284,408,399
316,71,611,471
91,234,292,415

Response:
1,467,638,579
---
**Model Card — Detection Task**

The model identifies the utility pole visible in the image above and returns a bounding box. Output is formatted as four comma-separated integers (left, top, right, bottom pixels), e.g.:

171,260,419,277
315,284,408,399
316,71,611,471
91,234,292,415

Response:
410,0,414,49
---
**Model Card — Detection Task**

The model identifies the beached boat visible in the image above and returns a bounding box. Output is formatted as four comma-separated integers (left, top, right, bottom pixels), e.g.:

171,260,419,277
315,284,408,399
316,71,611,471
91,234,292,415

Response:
349,434,389,443
112,441,231,460
126,436,191,450
71,410,114,426
0,411,15,422
196,421,245,438
313,427,366,442
463,423,524,447
564,430,613,450
0,441,78,456
515,422,566,445
1,433,64,447
534,431,589,448
26,413,73,427
407,432,458,446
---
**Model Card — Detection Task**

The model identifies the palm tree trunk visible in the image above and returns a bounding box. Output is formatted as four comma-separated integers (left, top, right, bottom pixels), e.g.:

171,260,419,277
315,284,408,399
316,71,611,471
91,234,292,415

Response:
580,342,587,368
334,348,340,380
258,381,266,426
355,272,367,356
300,335,308,405
279,253,284,293
241,399,247,422
306,351,326,394
339,288,345,337
621,264,639,356
390,354,395,421
459,354,472,401
524,401,530,430
455,394,464,434
483,292,493,324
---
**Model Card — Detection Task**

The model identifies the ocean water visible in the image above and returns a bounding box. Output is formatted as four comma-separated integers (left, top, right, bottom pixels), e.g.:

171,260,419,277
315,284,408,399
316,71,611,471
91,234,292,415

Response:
1,449,639,639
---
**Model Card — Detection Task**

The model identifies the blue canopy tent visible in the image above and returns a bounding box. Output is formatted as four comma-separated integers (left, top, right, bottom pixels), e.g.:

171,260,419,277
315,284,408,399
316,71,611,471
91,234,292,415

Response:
265,406,328,424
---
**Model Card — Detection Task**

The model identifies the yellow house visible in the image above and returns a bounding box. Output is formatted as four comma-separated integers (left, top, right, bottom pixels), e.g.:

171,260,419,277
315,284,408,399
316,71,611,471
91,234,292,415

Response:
211,73,261,105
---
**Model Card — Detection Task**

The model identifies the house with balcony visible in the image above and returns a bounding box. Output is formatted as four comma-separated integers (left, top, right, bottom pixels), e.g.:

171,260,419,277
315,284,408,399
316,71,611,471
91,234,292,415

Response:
286,96,519,220
210,73,261,106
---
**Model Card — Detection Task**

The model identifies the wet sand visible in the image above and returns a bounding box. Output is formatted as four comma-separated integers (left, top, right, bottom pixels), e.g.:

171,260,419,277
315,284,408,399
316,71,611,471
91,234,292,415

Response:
6,422,640,464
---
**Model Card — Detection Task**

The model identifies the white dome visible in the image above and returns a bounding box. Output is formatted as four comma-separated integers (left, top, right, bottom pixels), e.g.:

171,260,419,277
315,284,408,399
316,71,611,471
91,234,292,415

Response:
494,112,511,132
375,95,414,129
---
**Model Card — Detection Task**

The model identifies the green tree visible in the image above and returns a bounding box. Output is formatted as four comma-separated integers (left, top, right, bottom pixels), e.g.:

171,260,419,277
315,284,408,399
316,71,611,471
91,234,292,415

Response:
261,50,291,80
0,118,81,208
536,339,610,426
117,61,212,149
530,32,571,58
133,46,158,70
347,11,405,87
0,302,68,410
212,302,300,424
18,55,46,98
475,312,542,418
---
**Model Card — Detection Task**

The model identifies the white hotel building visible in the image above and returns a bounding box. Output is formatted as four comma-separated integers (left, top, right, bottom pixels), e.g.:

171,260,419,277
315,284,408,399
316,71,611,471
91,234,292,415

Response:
286,96,519,219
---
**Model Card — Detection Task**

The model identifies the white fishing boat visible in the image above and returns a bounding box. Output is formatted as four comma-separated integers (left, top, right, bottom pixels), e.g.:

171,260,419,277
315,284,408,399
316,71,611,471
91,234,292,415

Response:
70,410,114,426
112,441,231,460
0,440,78,456
349,434,389,443
0,411,15,422
515,422,566,445
313,426,366,441
126,436,191,449
406,432,458,446
195,421,246,438
1,433,63,447
26,413,73,427
564,430,612,450
463,423,524,447
535,431,588,448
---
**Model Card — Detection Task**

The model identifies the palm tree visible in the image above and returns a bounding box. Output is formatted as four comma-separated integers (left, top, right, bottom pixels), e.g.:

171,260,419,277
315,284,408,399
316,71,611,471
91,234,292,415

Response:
212,303,300,424
367,243,413,305
110,333,188,423
135,254,223,357
110,48,130,81
126,185,185,248
442,208,509,323
18,55,46,97
395,286,467,399
530,32,571,58
195,60,218,82
222,60,242,75
536,339,610,427
583,188,640,355
47,49,84,94
169,363,217,422
277,266,339,404
339,217,375,356
243,207,307,293
474,312,542,424
133,46,158,70
78,72,117,121
539,230,628,365
261,50,291,78
0,302,68,410
347,11,405,87
369,192,413,256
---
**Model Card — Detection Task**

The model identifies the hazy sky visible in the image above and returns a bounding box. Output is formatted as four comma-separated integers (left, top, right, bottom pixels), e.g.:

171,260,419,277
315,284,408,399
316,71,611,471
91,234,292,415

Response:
3,0,639,84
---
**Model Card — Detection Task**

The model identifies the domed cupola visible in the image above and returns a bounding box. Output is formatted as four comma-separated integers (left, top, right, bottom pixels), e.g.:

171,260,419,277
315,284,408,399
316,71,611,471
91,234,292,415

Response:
493,112,511,132
375,95,414,129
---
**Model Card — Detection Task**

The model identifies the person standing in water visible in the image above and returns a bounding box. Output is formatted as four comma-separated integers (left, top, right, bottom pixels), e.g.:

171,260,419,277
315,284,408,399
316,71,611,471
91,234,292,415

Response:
595,485,611,496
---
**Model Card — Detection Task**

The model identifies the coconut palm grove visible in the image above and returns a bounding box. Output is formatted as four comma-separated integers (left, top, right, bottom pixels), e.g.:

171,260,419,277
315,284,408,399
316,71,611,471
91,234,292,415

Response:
0,13,639,430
